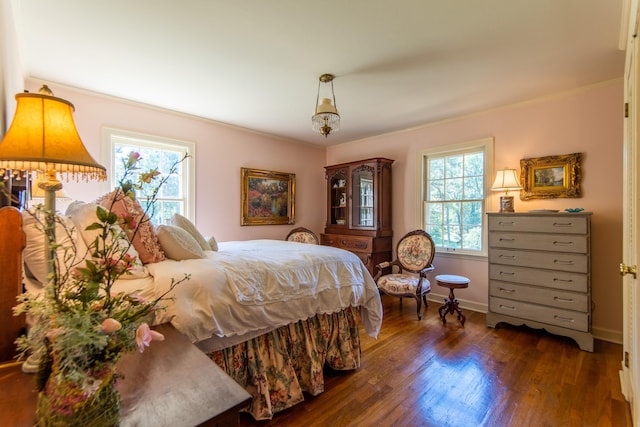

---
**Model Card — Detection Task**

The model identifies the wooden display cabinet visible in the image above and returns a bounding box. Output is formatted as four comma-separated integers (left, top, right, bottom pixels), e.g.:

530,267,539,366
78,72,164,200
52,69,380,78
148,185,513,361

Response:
321,158,393,276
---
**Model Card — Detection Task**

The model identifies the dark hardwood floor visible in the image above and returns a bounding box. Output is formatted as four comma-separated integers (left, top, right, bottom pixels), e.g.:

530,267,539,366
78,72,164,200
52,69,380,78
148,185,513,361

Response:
239,294,632,427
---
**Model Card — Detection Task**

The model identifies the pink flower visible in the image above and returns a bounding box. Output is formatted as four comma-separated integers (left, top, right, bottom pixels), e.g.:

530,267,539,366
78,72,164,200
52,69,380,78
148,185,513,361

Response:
126,152,141,167
101,318,122,333
135,323,165,352
130,293,147,304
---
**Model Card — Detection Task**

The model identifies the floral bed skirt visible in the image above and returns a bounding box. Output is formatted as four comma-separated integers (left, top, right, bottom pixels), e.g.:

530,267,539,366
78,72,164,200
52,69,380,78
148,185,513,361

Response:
207,306,361,420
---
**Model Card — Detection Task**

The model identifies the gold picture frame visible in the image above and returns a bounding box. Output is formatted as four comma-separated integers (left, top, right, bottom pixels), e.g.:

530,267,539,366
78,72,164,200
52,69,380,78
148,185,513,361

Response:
241,167,295,225
520,153,582,200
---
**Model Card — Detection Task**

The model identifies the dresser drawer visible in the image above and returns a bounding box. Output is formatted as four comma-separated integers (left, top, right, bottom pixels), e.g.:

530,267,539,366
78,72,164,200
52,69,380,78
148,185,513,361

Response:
489,281,588,312
490,297,589,332
321,234,372,252
489,248,588,273
489,232,587,253
488,215,587,234
488,264,588,292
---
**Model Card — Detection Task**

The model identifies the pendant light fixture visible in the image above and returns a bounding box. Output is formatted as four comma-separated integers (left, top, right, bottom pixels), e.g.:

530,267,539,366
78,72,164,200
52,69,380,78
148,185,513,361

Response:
311,74,340,137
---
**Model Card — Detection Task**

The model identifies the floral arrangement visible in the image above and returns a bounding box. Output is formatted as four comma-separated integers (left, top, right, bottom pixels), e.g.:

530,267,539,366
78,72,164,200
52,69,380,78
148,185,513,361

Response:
13,152,189,426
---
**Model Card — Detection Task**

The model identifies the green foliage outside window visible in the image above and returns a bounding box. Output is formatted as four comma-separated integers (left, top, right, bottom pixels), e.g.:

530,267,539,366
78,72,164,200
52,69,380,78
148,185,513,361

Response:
425,150,484,252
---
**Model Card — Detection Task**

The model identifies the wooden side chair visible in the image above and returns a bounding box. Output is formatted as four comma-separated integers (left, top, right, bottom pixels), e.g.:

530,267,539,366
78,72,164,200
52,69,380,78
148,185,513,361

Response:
374,230,436,320
285,227,319,245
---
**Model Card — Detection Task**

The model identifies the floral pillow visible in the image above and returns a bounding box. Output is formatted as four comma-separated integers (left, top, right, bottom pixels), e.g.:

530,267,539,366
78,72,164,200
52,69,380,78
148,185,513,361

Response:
95,191,165,264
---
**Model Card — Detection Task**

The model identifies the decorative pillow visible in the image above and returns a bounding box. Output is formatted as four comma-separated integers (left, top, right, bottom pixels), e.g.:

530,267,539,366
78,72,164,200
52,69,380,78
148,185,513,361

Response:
95,190,165,264
171,213,211,251
156,225,206,260
65,201,148,279
22,209,89,285
207,235,218,252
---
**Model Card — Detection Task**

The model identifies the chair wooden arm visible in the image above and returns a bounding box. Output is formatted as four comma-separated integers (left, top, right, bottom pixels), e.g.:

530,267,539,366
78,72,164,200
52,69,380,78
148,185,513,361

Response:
373,261,394,281
420,265,435,276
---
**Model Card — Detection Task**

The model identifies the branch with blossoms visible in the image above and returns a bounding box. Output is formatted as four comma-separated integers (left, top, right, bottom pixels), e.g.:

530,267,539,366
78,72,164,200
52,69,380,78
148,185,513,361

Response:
13,151,191,394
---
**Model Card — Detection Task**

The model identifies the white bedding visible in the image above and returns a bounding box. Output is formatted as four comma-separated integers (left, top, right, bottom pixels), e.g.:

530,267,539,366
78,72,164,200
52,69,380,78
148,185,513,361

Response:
147,240,383,345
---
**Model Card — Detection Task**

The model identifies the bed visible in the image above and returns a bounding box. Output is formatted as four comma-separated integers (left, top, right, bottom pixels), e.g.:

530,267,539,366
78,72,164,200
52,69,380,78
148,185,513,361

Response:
0,205,383,421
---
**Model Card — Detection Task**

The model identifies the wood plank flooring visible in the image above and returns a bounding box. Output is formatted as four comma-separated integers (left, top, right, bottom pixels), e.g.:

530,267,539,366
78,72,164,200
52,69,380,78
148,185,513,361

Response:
239,294,632,427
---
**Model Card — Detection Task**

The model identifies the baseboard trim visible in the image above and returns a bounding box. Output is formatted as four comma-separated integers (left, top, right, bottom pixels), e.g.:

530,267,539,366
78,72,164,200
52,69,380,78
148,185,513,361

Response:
425,293,622,344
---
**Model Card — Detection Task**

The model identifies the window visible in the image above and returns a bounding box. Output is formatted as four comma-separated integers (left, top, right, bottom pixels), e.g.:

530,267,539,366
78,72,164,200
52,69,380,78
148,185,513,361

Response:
102,128,195,225
420,138,493,256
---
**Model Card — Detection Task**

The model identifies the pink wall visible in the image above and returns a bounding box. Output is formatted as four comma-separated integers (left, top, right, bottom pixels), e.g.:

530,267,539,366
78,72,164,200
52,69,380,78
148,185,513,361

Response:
327,80,624,340
19,78,624,340
23,79,328,243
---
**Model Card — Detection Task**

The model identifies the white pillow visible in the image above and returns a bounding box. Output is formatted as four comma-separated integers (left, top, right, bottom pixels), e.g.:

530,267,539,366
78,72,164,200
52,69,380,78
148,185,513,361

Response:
22,209,89,285
171,213,211,251
207,235,218,252
157,225,206,260
65,201,149,279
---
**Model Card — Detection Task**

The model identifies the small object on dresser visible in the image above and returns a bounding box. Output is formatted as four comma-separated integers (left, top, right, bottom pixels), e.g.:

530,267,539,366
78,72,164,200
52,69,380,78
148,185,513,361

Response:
565,208,584,213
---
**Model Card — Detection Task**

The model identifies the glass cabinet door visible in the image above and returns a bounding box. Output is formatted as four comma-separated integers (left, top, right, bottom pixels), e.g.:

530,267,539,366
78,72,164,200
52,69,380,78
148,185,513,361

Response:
329,174,347,226
351,167,374,228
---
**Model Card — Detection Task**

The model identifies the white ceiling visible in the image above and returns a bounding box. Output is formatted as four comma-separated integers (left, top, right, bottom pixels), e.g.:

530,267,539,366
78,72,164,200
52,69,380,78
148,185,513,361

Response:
11,0,626,146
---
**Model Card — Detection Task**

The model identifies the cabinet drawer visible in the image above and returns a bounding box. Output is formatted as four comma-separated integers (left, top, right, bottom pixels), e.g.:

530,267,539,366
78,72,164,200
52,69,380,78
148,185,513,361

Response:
488,264,588,292
489,249,588,273
321,234,372,252
488,215,587,234
489,233,587,253
489,281,588,312
490,297,589,332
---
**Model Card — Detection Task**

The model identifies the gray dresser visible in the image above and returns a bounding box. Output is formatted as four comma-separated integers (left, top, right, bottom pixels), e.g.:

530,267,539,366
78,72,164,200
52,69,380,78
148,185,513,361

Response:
486,212,593,352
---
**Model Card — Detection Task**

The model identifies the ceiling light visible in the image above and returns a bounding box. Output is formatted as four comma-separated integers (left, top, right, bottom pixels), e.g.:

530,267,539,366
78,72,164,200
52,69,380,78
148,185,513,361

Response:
311,74,340,137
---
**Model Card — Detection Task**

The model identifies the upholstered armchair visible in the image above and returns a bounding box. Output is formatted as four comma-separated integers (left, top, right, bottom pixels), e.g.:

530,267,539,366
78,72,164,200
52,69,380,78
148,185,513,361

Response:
285,227,319,245
374,230,436,320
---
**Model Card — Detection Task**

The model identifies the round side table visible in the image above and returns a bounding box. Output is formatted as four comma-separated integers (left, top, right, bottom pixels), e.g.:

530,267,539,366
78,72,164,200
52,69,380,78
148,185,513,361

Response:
435,274,470,326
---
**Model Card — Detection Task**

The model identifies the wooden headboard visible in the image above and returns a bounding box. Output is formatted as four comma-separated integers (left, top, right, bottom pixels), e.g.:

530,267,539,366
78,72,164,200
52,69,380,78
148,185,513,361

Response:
0,206,26,362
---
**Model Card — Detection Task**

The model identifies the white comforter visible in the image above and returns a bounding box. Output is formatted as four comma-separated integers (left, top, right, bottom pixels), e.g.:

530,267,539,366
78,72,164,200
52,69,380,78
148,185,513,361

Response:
147,240,383,344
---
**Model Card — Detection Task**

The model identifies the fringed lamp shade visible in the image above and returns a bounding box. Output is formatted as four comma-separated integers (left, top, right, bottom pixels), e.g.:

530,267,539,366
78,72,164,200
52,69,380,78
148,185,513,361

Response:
0,85,106,278
0,87,106,183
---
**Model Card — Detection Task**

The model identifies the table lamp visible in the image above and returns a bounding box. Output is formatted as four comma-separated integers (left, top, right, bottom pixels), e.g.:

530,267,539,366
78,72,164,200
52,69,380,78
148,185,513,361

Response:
491,168,522,213
0,85,106,276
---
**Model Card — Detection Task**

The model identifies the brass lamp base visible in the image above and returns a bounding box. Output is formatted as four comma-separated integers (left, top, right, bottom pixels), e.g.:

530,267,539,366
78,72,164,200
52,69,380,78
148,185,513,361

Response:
499,196,515,213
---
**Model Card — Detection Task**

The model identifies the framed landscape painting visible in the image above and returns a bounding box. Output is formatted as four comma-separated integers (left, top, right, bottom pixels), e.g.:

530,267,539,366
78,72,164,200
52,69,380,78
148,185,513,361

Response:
520,152,582,200
241,167,295,225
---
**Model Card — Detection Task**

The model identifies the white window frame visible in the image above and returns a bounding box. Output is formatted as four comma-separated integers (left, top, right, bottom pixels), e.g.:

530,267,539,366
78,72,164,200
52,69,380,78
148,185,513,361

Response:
417,137,494,258
101,127,196,223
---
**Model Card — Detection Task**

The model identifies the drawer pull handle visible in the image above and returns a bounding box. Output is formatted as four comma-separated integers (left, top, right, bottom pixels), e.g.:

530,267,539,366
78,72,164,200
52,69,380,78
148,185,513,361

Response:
554,297,574,303
498,221,515,226
553,241,574,246
499,287,516,293
553,259,574,265
553,315,575,323
553,278,574,283
341,240,347,245
499,304,516,311
499,255,517,260
499,271,515,276
354,243,368,249
553,222,573,227
499,237,515,242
